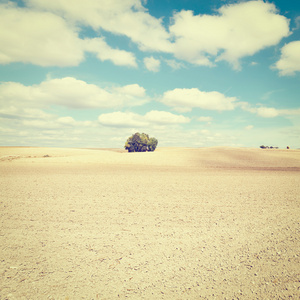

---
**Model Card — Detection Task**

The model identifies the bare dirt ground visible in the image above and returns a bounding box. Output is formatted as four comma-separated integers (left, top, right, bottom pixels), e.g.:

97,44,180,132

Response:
0,147,299,299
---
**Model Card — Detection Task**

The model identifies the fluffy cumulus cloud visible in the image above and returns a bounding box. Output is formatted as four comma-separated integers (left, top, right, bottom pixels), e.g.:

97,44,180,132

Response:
0,2,83,66
0,77,148,112
0,115,98,147
239,101,300,118
21,115,92,130
84,38,137,67
145,110,190,124
98,112,148,128
115,84,146,98
256,107,279,118
238,102,280,118
170,0,290,69
56,116,92,127
198,116,212,122
0,0,292,70
0,2,137,67
98,110,190,128
144,56,161,72
25,0,172,53
160,88,237,112
273,41,300,76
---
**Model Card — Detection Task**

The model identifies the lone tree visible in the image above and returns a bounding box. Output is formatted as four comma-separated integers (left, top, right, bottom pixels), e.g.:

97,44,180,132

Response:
125,132,158,152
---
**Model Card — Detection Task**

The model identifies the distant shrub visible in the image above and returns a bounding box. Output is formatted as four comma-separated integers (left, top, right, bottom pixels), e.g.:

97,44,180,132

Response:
260,145,278,149
125,132,158,152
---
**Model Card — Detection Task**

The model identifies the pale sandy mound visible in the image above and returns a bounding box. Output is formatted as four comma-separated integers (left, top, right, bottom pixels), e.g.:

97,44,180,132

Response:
1,147,299,299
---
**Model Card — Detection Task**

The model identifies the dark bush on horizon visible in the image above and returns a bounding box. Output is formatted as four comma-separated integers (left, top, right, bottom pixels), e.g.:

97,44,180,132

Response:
260,145,278,149
125,132,158,152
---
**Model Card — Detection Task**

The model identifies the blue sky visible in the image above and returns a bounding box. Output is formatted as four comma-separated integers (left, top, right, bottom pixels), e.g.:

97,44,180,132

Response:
0,0,300,148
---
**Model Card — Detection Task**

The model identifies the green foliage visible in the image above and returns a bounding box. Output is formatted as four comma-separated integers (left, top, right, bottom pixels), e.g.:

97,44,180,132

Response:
125,132,158,152
147,137,158,152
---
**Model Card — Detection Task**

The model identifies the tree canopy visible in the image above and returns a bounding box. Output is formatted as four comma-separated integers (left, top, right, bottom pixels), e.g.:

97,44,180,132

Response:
124,132,158,152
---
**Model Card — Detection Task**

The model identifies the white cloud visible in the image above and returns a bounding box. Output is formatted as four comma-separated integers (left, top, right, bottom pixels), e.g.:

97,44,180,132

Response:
84,37,137,67
0,111,101,147
145,110,190,124
26,0,173,53
22,108,54,120
273,41,300,76
292,16,300,31
22,119,58,129
0,77,148,111
170,1,290,69
256,107,279,118
38,78,114,108
165,59,185,70
57,116,77,126
115,84,146,97
238,102,280,118
56,117,92,127
198,116,212,122
160,88,237,112
98,111,147,128
0,2,136,67
98,110,190,128
279,108,300,116
239,102,300,118
0,103,54,121
1,0,291,70
245,125,254,130
200,129,210,135
0,2,83,66
144,56,161,72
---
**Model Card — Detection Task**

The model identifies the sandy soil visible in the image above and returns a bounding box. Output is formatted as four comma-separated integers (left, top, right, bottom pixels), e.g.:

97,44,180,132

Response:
0,147,299,299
